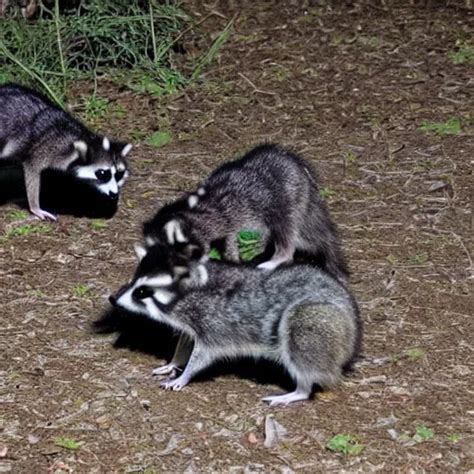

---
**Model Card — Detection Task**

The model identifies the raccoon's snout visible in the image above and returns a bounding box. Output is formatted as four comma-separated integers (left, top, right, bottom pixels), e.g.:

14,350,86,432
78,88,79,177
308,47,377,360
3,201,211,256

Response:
109,191,119,200
109,295,117,306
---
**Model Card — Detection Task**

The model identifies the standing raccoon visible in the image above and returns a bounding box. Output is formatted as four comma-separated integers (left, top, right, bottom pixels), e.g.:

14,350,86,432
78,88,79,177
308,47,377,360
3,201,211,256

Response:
110,243,361,406
143,144,348,281
0,84,133,220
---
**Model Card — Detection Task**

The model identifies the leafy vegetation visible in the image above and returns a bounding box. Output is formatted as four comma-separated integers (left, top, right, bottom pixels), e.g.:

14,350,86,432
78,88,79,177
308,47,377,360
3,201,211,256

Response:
54,436,81,450
238,230,264,262
148,131,172,148
327,434,365,455
420,118,462,136
208,248,222,260
1,223,51,241
0,1,232,103
72,284,90,298
319,187,336,200
448,42,474,65
413,425,434,443
7,210,29,221
89,220,108,231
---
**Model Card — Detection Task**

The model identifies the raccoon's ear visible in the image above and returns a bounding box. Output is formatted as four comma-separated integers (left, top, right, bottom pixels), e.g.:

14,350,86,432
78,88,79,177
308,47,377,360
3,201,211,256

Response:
134,243,147,262
73,141,88,161
121,143,133,157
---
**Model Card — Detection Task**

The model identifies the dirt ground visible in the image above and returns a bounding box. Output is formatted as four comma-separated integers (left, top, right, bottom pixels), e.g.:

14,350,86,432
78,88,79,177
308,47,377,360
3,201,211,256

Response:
1,1,473,472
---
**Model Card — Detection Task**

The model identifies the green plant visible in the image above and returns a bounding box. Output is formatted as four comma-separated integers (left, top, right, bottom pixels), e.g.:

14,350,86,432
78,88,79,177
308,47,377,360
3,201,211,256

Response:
54,437,81,450
148,131,172,148
72,284,90,297
0,1,192,101
447,433,461,443
89,220,108,230
448,42,474,65
319,187,336,200
238,230,264,262
191,18,234,81
208,248,222,260
7,210,29,221
420,118,462,136
1,223,51,241
327,434,365,455
413,425,434,443
84,96,110,122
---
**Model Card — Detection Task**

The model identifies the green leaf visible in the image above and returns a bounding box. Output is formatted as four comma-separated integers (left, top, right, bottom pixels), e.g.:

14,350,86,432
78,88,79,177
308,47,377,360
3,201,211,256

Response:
419,118,461,136
90,219,108,230
208,248,222,260
319,187,336,199
327,434,365,455
54,437,81,450
148,131,172,148
447,433,461,443
413,425,434,443
237,229,263,262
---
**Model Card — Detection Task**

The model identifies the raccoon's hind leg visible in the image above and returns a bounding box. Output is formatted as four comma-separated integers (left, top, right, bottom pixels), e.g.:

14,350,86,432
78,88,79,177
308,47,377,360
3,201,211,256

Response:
153,333,193,377
257,226,295,271
23,163,57,221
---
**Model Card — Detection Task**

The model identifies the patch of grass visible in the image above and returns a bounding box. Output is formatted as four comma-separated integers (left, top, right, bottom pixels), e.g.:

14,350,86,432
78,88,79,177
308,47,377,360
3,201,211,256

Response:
238,230,264,262
89,220,108,231
447,433,462,443
72,284,90,298
420,118,462,136
413,425,434,443
448,42,474,65
319,187,336,200
0,2,231,102
7,210,29,221
148,131,172,148
54,437,81,450
327,434,365,455
1,223,51,241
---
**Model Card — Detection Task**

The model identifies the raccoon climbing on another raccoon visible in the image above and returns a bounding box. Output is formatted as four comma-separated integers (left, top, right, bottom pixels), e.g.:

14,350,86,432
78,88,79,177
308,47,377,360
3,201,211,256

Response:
143,144,348,281
0,84,133,220
109,242,361,406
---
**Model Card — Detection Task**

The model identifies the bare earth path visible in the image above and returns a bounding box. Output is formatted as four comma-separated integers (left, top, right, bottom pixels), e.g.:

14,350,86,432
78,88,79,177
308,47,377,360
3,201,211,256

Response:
1,2,473,472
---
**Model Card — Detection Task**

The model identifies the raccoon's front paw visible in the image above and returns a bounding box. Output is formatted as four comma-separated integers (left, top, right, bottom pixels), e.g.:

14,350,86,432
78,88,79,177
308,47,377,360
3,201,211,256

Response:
31,208,57,221
152,363,182,378
160,374,189,391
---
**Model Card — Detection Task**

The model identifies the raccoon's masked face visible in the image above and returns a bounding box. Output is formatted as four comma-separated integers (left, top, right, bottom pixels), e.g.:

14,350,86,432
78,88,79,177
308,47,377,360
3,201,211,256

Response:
109,243,208,323
70,137,132,200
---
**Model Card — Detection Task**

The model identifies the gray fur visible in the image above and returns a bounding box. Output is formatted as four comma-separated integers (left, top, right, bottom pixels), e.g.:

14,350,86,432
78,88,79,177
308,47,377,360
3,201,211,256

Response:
111,244,361,406
0,84,132,220
143,144,349,281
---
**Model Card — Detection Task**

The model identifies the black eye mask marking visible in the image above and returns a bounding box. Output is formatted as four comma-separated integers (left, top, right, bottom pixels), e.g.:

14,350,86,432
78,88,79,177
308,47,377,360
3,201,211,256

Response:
115,169,125,181
95,169,112,183
132,286,154,301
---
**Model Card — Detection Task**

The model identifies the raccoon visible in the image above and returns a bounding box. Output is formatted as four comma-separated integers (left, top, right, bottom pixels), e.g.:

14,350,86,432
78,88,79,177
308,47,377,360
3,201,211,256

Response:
109,243,361,406
0,84,133,220
143,144,348,281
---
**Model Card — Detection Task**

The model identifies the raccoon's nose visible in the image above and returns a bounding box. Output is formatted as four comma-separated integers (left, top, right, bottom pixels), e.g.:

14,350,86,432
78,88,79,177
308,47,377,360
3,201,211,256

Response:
109,295,117,306
109,191,119,200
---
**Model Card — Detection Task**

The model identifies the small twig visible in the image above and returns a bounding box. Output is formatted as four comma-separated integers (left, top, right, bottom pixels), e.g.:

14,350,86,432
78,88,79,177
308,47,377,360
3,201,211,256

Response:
238,72,276,96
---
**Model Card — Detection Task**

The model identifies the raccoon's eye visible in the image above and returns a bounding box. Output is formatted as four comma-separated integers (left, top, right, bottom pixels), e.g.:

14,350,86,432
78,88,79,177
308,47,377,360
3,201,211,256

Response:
132,286,154,301
115,169,125,181
95,169,112,183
